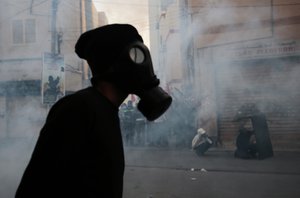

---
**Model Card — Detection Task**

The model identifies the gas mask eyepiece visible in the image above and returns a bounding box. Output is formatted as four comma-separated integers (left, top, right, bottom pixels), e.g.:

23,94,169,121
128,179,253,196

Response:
129,47,145,64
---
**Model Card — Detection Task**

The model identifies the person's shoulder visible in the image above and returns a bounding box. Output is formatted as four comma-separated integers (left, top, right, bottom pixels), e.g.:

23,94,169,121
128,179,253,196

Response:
52,86,116,114
46,88,95,121
50,87,94,111
61,87,95,102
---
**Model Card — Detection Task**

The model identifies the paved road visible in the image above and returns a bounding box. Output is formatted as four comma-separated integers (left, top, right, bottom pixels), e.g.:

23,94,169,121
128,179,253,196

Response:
123,147,300,198
1,140,300,198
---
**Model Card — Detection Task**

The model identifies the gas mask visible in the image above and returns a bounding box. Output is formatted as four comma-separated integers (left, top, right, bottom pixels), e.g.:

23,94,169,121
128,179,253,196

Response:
103,41,172,121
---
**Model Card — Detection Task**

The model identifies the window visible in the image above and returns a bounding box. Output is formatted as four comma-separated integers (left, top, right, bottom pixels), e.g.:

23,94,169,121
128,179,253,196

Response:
12,20,23,44
25,19,36,43
12,19,36,44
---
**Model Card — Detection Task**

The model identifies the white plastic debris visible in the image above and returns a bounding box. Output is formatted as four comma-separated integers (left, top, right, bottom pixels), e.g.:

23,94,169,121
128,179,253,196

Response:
191,168,195,171
201,168,207,172
191,177,197,181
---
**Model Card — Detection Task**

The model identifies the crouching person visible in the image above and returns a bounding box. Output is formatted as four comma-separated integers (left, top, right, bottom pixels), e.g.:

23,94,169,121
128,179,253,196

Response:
192,128,213,156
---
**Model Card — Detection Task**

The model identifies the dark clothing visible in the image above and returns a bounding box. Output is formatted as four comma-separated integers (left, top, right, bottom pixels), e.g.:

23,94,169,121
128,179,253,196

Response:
251,113,273,159
195,141,212,156
193,134,213,156
15,87,125,198
234,128,257,159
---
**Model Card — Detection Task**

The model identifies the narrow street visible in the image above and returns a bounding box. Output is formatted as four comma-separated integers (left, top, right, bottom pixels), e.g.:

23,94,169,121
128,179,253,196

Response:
1,140,300,198
123,147,300,198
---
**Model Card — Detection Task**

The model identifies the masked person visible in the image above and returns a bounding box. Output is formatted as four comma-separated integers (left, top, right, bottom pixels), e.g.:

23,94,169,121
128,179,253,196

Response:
15,24,172,198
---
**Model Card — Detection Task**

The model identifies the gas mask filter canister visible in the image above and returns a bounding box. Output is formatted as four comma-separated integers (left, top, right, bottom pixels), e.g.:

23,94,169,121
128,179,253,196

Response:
137,86,172,121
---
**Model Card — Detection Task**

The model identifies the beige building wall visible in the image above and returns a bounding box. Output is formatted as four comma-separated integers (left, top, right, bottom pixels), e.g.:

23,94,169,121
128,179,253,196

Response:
57,0,83,91
148,0,183,89
0,0,99,138
0,0,88,88
0,0,51,81
98,12,108,26
148,0,161,83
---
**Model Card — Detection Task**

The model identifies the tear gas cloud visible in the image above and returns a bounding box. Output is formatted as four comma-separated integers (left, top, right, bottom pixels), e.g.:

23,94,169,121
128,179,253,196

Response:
153,0,300,147
1,0,300,197
121,0,299,160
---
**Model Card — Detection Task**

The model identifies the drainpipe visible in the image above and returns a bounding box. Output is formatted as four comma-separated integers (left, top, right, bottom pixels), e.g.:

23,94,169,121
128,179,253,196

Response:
51,0,58,54
270,0,274,36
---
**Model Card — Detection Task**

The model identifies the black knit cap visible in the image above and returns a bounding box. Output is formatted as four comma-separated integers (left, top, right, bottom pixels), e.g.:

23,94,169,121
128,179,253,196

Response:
75,24,143,76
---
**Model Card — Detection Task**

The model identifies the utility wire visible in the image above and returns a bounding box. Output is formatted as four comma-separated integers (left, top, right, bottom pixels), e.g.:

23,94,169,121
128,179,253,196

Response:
0,0,49,26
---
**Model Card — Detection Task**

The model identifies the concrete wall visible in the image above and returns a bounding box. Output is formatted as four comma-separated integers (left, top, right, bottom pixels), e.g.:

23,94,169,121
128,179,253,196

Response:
148,0,183,88
0,0,99,139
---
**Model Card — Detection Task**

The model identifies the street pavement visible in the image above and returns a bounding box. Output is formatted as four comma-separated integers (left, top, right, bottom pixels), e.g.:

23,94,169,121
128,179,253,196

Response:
1,139,300,198
123,147,300,198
